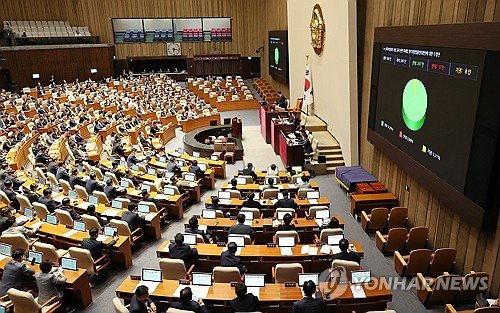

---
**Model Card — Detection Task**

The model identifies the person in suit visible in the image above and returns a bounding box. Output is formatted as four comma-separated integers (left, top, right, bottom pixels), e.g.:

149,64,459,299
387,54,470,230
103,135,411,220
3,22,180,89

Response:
23,184,40,204
0,207,12,234
35,260,67,306
103,179,119,200
35,147,52,166
111,142,125,157
59,197,81,221
221,242,246,274
55,162,70,181
121,202,146,231
241,163,257,180
0,249,35,295
292,280,325,313
81,227,118,261
129,285,157,313
1,180,19,210
85,172,103,195
274,192,298,209
188,160,204,178
228,214,254,240
241,192,262,209
37,188,60,213
171,286,208,313
229,178,238,190
165,157,180,173
69,168,86,188
277,213,297,231
330,238,361,264
276,91,287,110
230,282,259,313
185,216,212,243
126,150,140,167
168,233,199,269
46,161,58,175
86,205,108,227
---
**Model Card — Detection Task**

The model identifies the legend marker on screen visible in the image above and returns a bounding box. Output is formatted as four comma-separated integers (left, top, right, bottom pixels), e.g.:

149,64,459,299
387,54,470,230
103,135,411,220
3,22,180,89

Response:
399,131,403,138
422,145,427,153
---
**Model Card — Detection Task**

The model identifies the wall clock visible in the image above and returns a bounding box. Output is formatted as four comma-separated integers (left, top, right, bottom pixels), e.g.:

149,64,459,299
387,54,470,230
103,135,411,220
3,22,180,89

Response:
167,42,181,56
310,4,326,55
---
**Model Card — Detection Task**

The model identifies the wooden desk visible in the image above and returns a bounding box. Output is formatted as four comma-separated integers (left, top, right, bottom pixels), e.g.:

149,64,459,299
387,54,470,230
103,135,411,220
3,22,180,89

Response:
166,150,227,178
191,216,344,244
23,219,133,269
350,193,399,216
180,115,221,133
271,119,296,155
234,170,311,184
259,105,289,144
279,130,305,167
221,182,319,195
0,258,92,309
156,241,363,278
205,197,331,218
214,99,259,112
124,188,184,221
116,278,392,313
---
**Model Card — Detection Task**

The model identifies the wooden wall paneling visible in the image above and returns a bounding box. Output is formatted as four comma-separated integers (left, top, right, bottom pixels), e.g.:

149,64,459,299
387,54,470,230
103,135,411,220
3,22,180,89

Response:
0,0,68,22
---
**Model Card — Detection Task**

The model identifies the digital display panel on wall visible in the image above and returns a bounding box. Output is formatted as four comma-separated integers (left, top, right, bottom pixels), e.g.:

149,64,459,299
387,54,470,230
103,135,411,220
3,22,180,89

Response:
268,30,289,85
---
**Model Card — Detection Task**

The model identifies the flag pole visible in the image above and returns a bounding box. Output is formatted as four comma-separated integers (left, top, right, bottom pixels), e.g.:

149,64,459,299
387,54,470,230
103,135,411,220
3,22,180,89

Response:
305,55,310,116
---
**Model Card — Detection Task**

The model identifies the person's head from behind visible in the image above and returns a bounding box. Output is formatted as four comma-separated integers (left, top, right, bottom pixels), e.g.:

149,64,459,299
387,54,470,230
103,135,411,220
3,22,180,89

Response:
339,238,349,252
270,164,277,171
1,207,11,217
282,191,288,199
283,213,293,226
211,196,219,206
180,286,193,304
228,241,238,254
3,180,12,189
237,213,245,224
30,183,37,192
87,204,96,215
231,178,237,187
40,260,53,273
302,176,310,183
328,216,340,228
174,233,184,245
62,197,70,206
106,179,113,186
191,160,198,167
89,227,99,238
12,248,25,261
89,172,96,180
302,280,316,297
135,285,149,303
235,282,247,297
4,217,15,229
43,188,51,197
128,202,137,212
267,177,274,186
189,216,199,229
246,163,253,170
247,192,255,201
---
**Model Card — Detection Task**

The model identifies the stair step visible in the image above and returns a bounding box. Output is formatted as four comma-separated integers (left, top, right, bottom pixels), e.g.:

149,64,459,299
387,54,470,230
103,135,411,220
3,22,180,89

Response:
317,148,342,154
323,154,344,161
318,144,340,150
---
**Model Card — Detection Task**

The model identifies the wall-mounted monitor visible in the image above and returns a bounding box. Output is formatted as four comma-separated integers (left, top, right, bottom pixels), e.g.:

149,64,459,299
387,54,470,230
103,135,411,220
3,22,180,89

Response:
268,30,289,85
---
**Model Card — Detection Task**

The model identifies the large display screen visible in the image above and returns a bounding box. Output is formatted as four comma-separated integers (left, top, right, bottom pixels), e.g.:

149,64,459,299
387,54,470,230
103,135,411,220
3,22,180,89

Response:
372,44,485,192
268,30,289,85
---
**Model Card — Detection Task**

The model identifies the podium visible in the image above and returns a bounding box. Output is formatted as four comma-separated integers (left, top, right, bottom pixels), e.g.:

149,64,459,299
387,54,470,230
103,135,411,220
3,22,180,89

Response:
231,117,242,138
278,131,305,166
271,119,296,154
259,104,289,143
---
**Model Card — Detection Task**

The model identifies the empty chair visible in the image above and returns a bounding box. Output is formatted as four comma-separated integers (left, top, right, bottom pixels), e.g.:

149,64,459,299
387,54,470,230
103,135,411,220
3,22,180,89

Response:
138,201,158,213
33,202,49,221
428,248,456,275
297,188,314,199
361,207,389,232
445,304,500,313
387,207,408,229
331,259,360,274
0,234,30,251
159,258,194,280
262,189,280,199
93,190,110,205
75,185,89,201
112,297,128,313
274,230,299,244
213,266,241,283
405,227,429,251
59,179,71,196
110,219,143,246
456,271,489,302
417,273,461,306
394,249,432,277
240,207,261,219
54,209,74,227
7,288,61,313
212,142,224,160
106,172,119,186
224,142,235,164
228,234,252,245
68,247,111,276
47,172,58,186
33,242,67,264
81,214,103,232
238,175,253,184
228,190,241,199
307,206,329,218
275,208,296,218
315,228,343,245
15,194,32,211
273,263,304,283
376,228,408,254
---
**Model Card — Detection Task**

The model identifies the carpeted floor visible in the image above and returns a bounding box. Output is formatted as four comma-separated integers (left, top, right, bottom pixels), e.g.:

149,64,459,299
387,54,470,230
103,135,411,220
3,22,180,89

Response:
83,109,444,313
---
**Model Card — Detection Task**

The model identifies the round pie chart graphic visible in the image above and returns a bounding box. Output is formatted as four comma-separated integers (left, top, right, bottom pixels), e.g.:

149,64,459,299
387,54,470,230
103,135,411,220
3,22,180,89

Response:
402,79,427,131
274,47,280,65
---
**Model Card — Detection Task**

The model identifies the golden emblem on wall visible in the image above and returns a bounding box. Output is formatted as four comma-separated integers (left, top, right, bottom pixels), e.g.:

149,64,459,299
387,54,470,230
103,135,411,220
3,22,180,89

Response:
310,4,325,55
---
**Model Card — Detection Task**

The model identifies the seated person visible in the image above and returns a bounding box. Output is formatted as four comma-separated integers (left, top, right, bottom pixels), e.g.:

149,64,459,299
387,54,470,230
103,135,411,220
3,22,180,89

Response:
330,238,361,264
129,285,157,313
127,149,140,167
188,160,204,178
69,168,86,188
292,280,325,313
267,164,279,176
35,260,67,307
230,282,260,313
297,176,311,189
85,172,104,195
171,287,208,313
121,202,146,231
0,248,35,295
221,242,246,275
207,196,223,211
169,233,199,269
81,227,118,261
59,197,81,221
228,214,254,240
241,192,262,209
87,204,108,227
23,183,40,204
241,163,257,180
185,216,212,243
103,179,119,200
277,213,297,231
274,192,298,209
37,188,60,213
229,178,238,190
2,217,39,238
166,157,180,173
261,177,277,191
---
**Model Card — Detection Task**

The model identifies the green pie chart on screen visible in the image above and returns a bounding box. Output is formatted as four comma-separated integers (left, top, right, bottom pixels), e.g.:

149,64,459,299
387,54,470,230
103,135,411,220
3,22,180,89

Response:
402,78,427,131
274,47,280,65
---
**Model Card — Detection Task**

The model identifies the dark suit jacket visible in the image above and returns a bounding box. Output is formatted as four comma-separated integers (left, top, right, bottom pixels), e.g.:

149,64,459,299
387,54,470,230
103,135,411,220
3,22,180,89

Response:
85,179,103,195
228,223,254,239
171,301,208,313
37,196,59,213
47,162,58,175
121,211,146,231
189,165,204,177
330,251,361,264
292,296,326,313
0,260,35,295
69,175,86,188
25,191,39,204
221,250,246,274
230,293,259,313
60,205,81,221
274,198,298,209
241,168,257,179
81,237,116,260
35,153,51,164
241,199,262,209
168,243,198,268
129,295,153,313
103,185,119,200
55,168,70,181
277,224,297,231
